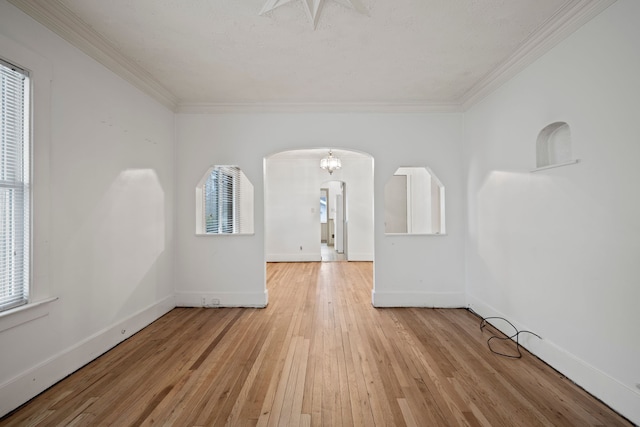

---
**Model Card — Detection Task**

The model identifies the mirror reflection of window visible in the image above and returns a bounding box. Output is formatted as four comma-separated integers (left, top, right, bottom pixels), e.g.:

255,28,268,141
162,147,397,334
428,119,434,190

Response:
195,165,254,235
384,167,445,235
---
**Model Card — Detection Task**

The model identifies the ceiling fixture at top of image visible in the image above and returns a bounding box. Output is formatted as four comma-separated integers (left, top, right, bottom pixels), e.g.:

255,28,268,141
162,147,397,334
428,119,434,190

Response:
260,0,368,29
320,150,342,175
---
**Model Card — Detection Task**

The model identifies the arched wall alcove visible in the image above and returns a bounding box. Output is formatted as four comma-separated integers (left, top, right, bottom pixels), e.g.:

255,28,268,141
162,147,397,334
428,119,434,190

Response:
535,122,579,171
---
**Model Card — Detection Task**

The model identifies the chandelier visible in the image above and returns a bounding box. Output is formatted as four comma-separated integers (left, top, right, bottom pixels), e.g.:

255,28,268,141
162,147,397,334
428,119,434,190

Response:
320,149,341,175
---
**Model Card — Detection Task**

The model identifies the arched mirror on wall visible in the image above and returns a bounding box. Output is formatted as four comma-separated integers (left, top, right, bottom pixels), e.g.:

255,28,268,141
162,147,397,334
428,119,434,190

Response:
195,165,254,235
384,167,445,235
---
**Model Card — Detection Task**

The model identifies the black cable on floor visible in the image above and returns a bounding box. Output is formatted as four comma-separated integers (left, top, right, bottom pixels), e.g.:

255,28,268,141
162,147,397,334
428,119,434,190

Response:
467,308,541,359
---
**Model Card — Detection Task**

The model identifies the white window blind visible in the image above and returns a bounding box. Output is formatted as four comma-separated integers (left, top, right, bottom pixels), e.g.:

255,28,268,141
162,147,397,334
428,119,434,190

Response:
0,58,30,312
204,166,241,234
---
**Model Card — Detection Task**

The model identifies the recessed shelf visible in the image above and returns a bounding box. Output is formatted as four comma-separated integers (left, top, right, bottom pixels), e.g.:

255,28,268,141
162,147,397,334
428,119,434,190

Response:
531,159,580,173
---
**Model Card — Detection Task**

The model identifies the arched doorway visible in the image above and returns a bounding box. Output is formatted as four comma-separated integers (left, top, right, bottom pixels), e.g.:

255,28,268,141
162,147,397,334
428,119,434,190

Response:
264,148,373,264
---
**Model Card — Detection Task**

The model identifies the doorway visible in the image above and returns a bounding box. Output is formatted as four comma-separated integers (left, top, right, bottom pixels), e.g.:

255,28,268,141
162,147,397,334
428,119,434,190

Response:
263,148,373,264
320,182,346,262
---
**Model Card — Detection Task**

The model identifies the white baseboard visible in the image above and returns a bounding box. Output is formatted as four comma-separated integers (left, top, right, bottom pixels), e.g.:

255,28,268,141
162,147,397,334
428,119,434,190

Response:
467,295,640,425
0,294,175,418
265,253,373,262
372,290,465,308
346,252,373,262
266,253,321,262
175,290,268,308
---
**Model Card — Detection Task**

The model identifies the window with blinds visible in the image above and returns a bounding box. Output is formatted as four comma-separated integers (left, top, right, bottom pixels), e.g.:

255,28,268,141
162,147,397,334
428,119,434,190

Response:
196,165,254,235
0,58,30,313
204,166,240,234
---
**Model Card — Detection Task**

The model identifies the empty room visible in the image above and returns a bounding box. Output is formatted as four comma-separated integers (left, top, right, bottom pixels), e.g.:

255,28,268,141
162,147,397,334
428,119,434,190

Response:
0,0,638,425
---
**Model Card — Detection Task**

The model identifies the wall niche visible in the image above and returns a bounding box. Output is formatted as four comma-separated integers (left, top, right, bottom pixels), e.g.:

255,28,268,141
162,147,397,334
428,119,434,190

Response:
534,121,579,171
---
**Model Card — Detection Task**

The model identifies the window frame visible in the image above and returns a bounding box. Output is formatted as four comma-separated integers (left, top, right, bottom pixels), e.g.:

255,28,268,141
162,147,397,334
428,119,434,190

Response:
195,164,254,236
204,166,240,234
0,56,30,313
0,33,54,329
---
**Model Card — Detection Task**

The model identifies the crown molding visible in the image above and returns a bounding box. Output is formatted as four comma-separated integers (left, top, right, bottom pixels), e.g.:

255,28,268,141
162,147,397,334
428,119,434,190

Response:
7,0,616,114
7,0,179,111
459,0,617,110
177,102,463,114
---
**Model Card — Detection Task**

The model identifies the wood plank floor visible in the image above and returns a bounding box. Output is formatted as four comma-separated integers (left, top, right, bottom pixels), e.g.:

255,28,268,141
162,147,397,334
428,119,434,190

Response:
0,262,631,426
320,244,346,262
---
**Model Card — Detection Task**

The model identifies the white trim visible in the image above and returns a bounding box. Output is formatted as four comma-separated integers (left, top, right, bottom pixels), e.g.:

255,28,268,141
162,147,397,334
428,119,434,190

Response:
6,0,616,113
266,252,372,262
195,233,256,237
177,102,462,114
6,0,178,111
0,297,58,333
266,254,322,262
460,0,617,110
0,31,54,315
384,233,447,236
0,295,175,418
531,159,580,172
346,252,373,262
371,290,465,308
175,291,268,308
467,295,640,425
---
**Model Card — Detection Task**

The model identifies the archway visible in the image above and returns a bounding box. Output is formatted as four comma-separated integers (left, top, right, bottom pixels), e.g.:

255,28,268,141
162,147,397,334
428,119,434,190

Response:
263,147,374,273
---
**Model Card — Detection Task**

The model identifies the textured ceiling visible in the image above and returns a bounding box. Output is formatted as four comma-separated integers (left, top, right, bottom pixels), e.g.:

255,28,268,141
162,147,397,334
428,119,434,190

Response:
16,0,600,108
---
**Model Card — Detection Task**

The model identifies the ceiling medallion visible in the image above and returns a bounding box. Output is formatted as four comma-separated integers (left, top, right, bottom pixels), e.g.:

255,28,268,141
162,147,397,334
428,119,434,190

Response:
260,0,367,29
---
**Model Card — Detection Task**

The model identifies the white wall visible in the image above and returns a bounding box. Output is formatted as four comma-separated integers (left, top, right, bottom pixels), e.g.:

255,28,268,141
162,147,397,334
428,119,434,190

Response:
325,180,342,222
176,112,465,308
373,115,465,307
265,154,373,262
0,0,633,421
463,0,640,422
239,171,254,234
0,1,175,416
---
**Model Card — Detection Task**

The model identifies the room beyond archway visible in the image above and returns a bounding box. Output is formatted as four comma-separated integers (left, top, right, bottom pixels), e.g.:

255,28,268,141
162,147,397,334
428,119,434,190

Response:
264,148,374,266
320,180,346,262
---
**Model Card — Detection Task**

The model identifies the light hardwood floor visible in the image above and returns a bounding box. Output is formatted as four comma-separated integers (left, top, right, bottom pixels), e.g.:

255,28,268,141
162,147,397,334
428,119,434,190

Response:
0,262,632,426
320,244,345,262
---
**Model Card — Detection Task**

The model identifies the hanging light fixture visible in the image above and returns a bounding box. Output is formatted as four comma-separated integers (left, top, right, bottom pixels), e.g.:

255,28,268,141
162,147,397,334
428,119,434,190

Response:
320,149,342,174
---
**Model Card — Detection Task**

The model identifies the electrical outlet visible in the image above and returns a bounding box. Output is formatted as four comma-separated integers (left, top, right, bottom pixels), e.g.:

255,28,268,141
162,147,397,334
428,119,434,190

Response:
201,297,206,306
211,298,220,306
